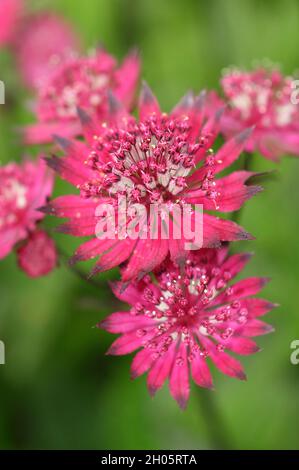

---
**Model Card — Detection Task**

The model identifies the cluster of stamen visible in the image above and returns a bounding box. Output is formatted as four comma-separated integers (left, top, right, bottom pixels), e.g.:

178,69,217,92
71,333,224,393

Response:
38,58,113,121
223,68,298,127
81,114,220,210
128,255,249,364
0,166,28,229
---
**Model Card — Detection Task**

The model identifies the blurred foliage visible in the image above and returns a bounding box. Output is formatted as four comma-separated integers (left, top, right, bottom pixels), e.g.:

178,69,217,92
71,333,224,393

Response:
0,0,299,450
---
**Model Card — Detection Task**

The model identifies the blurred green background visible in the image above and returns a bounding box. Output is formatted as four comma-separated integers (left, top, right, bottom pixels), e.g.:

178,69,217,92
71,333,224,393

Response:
1,0,299,450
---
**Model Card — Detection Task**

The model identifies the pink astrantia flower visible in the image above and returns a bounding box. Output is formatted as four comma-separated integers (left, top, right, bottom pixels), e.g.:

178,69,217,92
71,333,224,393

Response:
44,85,261,281
24,48,140,144
214,66,299,160
0,157,53,260
16,229,57,277
14,12,79,89
99,248,276,408
0,0,23,46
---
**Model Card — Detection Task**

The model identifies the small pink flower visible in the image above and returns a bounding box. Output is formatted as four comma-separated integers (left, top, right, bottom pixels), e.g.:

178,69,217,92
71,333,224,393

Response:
16,229,57,277
0,0,23,46
44,85,261,281
0,157,53,260
14,12,79,89
215,66,299,160
99,248,276,408
24,48,140,144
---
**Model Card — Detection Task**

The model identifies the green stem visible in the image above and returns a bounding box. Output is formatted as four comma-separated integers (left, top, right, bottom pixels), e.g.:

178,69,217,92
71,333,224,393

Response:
232,151,253,224
196,388,232,449
197,151,254,448
117,0,141,50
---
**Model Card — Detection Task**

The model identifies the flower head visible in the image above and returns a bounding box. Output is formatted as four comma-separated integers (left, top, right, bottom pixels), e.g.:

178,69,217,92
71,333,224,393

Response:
99,248,276,408
0,157,53,260
215,66,299,160
16,229,57,277
0,0,23,46
24,48,140,144
14,12,79,89
45,85,261,281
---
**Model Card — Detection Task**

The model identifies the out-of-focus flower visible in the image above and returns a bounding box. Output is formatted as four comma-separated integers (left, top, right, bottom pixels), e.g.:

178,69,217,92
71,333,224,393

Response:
0,0,23,46
24,48,140,144
0,157,53,260
14,12,79,89
44,85,261,281
16,229,57,277
213,66,299,161
99,248,276,408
